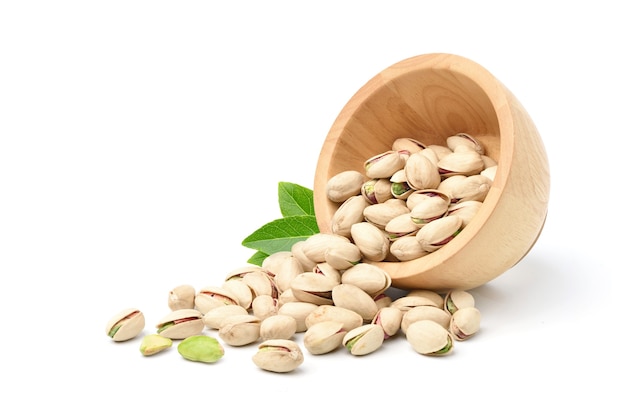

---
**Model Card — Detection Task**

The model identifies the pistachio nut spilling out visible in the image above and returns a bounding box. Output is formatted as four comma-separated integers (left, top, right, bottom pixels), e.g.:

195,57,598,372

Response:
241,270,279,300
155,308,204,340
252,339,304,373
400,305,451,334
303,321,347,355
389,235,429,261
415,215,463,252
332,283,379,322
331,195,369,238
178,335,224,364
444,290,476,315
406,319,454,356
325,170,366,203
323,240,362,270
195,285,239,314
342,323,385,356
277,301,319,332
202,304,249,330
363,198,410,229
350,221,390,262
251,294,279,321
168,284,196,311
304,305,364,332
259,315,298,341
340,263,392,297
371,307,403,339
218,314,261,347
449,307,481,341
290,271,338,306
106,308,145,342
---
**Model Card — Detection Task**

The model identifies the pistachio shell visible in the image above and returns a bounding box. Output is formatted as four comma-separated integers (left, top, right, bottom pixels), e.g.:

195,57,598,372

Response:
437,148,484,177
446,133,485,154
177,335,224,363
420,147,440,166
406,319,454,356
303,321,347,355
385,213,419,240
251,294,278,321
340,263,391,297
202,304,249,330
390,295,438,312
324,240,362,270
481,165,497,182
392,137,427,154
415,215,463,252
312,262,342,283
449,307,481,340
259,315,298,341
156,308,204,340
218,314,261,346
404,152,441,190
450,174,492,203
389,235,429,261
331,195,369,238
277,288,298,306
350,221,390,262
361,178,393,204
428,144,453,160
139,334,172,356
290,240,317,272
277,301,319,332
224,265,267,280
290,271,338,305
372,307,403,339
364,150,406,179
409,191,450,225
195,286,239,314
252,339,304,373
437,175,467,199
448,200,482,228
221,279,253,310
272,254,305,293
342,324,385,356
374,293,393,309
326,170,367,203
106,308,145,342
242,270,279,299
301,233,351,264
332,283,379,322
304,305,364,332
363,199,410,229
444,290,475,314
261,251,296,275
168,285,196,311
401,305,451,333
405,289,445,309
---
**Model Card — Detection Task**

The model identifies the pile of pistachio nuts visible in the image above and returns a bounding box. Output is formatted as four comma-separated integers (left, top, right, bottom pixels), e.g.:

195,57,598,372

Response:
326,133,496,261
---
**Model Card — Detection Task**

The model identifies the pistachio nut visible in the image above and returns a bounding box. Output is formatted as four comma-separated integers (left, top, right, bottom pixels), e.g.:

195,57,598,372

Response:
444,290,475,314
331,194,369,238
392,137,427,154
350,221,390,262
389,235,428,261
259,314,298,341
312,262,342,283
106,308,145,342
389,169,413,200
224,265,266,281
323,240,362,270
446,133,485,154
202,304,249,330
290,271,338,305
361,178,393,204
301,233,351,264
400,305,451,334
139,334,173,356
406,319,454,356
303,321,347,355
242,270,279,300
437,175,467,200
374,293,393,309
371,307,403,339
364,150,406,179
481,165,497,182
449,307,481,341
221,279,253,310
271,254,305,293
409,190,450,226
290,240,317,272
195,286,239,314
342,324,385,356
251,294,278,321
437,147,484,177
332,283,379,322
415,215,463,252
304,305,364,332
419,147,440,167
277,301,319,332
177,335,224,363
277,288,298,306
168,284,196,311
428,144,453,160
326,170,367,203
404,152,441,190
450,174,492,203
363,198,410,229
156,308,204,340
261,251,294,275
447,200,482,228
252,339,304,373
340,263,391,297
218,314,261,346
390,295,438,312
385,213,419,241
405,289,445,309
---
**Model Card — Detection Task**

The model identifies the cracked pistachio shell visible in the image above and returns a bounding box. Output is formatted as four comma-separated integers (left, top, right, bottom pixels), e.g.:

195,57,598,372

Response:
406,289,445,309
444,290,475,314
448,200,483,228
326,170,367,203
303,321,347,355
437,147,484,177
361,178,393,204
277,301,319,332
218,314,261,346
277,288,298,306
139,334,172,356
450,174,492,203
251,294,278,321
304,305,363,332
252,339,304,373
401,305,451,334
481,165,497,181
224,265,267,281
221,279,253,310
363,198,410,229
410,191,450,226
313,262,342,283
291,240,317,272
259,314,297,340
202,304,249,330
261,251,295,275
350,221,390,262
406,319,454,356
195,286,239,314
340,263,391,297
178,335,224,363
332,283,379,322
290,271,338,305
415,215,463,252
372,307,403,339
446,133,485,154
324,240,362,270
374,293,393,309
168,285,196,311
342,324,385,356
449,307,481,340
272,254,304,293
364,150,406,179
385,213,419,240
392,137,427,154
242,270,279,299
331,195,369,238
156,308,204,340
106,308,145,342
404,152,441,190
301,233,351,264
391,295,438,312
390,235,428,261
420,147,440,167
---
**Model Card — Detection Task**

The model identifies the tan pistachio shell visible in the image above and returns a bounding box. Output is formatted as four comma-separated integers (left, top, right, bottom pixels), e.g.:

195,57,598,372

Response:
259,315,298,341
156,308,204,340
340,263,391,297
331,194,369,238
304,305,364,332
251,294,278,321
419,147,440,166
448,200,483,228
428,144,453,160
406,319,454,356
313,262,342,282
303,321,347,355
342,324,385,356
389,235,429,261
221,279,253,310
415,215,463,252
372,307,403,339
364,150,406,179
277,288,298,306
481,165,497,181
271,254,305,293
409,191,450,225
290,271,338,306
390,295,438,312
202,304,249,330
385,213,420,240
392,137,427,154
290,240,317,272
168,285,196,311
324,240,362,270
437,175,467,199
252,339,304,373
374,293,393,309
361,178,393,204
400,305,452,333
405,289,445,309
277,301,319,332
444,290,475,314
446,133,485,154
218,314,261,346
404,152,441,190
242,270,279,299
301,233,351,264
332,283,379,322
363,198,410,229
106,308,145,342
450,174,492,203
449,307,481,341
260,251,293,274
195,286,239,314
350,221,390,262
437,147,484,177
326,170,367,203
224,265,267,281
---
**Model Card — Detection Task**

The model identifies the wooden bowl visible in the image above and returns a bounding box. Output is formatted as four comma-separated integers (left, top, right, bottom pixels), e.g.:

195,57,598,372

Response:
314,53,550,291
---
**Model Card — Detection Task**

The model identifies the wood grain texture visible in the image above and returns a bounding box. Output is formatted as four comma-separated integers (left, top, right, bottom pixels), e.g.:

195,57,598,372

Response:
314,53,550,291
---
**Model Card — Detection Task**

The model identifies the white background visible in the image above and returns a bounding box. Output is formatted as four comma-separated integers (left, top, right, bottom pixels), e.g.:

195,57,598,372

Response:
1,1,621,415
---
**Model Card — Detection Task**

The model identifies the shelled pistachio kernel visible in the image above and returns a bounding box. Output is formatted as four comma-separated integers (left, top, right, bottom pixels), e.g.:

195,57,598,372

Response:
140,334,172,356
178,335,224,363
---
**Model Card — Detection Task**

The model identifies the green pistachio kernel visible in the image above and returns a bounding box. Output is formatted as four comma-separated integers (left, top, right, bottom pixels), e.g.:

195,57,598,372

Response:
140,334,173,356
177,335,224,363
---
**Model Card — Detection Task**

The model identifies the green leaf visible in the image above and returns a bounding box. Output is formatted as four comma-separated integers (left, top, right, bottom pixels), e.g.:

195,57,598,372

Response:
241,215,319,255
278,182,315,217
247,250,269,267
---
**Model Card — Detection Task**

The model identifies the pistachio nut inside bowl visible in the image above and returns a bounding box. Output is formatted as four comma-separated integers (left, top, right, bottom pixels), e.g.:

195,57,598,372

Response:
313,53,550,291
